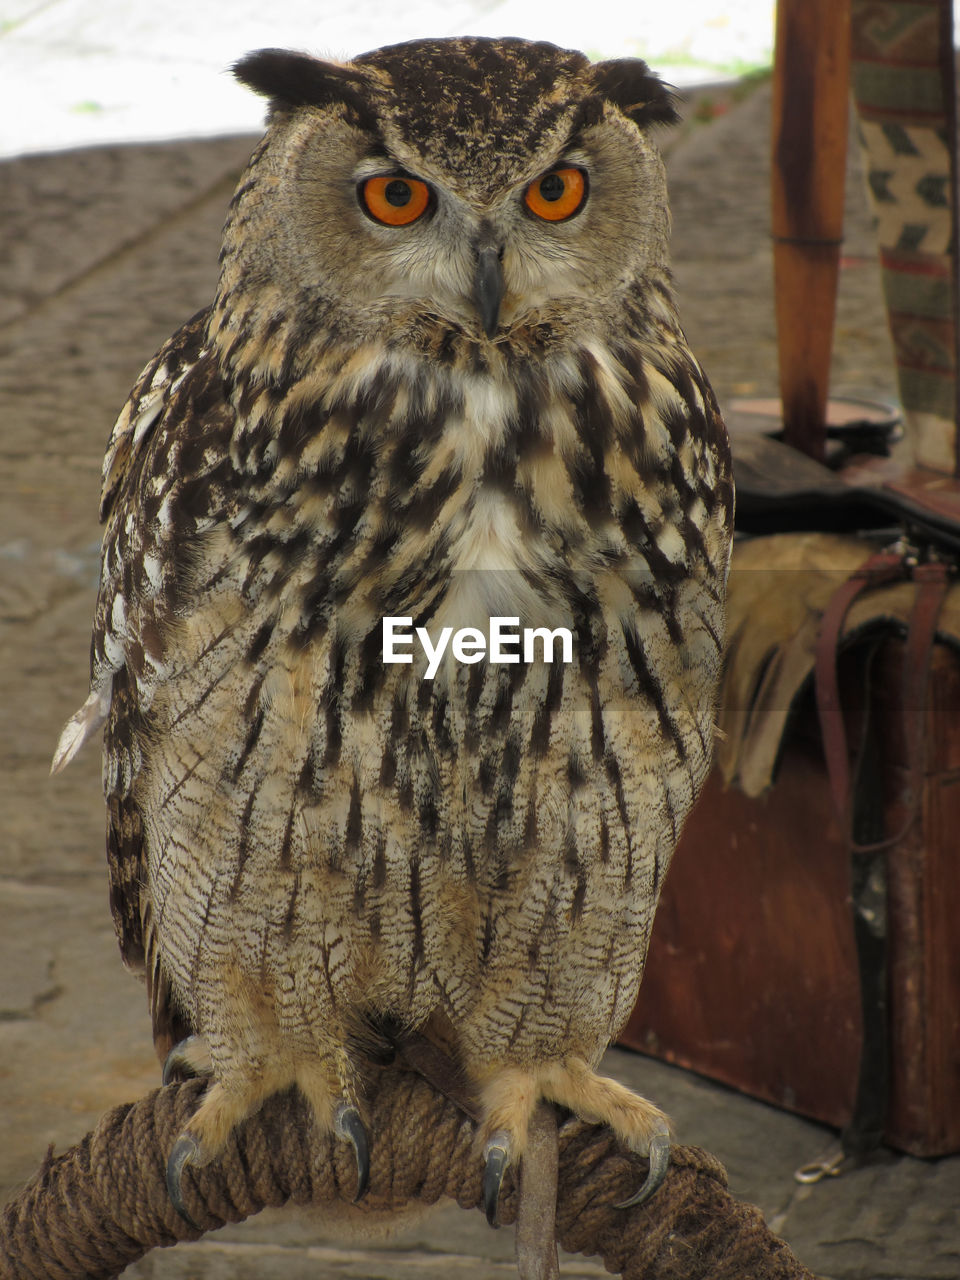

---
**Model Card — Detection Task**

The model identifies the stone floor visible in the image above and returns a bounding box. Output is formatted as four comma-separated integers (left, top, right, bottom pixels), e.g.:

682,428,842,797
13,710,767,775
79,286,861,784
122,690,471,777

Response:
2,78,959,1278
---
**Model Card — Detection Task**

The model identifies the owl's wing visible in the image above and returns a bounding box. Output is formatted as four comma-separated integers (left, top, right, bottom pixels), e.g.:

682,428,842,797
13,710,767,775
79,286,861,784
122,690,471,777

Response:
54,305,230,1055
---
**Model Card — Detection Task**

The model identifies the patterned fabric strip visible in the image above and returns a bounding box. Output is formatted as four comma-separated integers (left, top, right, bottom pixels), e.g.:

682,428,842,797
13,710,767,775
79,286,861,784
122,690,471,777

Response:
850,0,959,474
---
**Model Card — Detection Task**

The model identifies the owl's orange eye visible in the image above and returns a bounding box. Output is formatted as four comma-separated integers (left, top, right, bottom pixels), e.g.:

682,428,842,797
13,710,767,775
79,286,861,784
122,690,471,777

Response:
360,175,431,226
524,167,587,222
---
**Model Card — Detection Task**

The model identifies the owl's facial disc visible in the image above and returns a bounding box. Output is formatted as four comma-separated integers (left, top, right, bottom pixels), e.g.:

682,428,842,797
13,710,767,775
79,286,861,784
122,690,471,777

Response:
347,148,604,338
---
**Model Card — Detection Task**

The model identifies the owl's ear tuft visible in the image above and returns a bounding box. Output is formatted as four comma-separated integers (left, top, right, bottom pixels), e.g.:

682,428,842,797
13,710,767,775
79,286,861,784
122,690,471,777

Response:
590,59,680,127
234,49,378,129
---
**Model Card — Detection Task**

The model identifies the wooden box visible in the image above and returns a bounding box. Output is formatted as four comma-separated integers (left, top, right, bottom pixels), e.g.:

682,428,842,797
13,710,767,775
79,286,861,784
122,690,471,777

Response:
622,639,960,1157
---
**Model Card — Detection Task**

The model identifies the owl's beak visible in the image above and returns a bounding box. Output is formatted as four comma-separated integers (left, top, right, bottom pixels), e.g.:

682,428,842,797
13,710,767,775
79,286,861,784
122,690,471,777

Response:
474,245,504,338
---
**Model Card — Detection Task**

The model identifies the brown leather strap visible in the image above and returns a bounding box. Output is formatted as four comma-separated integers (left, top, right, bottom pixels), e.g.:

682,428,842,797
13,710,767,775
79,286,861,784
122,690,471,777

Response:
896,561,952,831
814,551,951,853
815,551,950,1158
814,550,906,827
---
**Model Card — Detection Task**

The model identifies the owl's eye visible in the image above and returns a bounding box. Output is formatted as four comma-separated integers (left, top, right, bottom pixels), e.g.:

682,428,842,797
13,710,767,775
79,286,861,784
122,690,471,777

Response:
360,175,432,226
524,167,587,222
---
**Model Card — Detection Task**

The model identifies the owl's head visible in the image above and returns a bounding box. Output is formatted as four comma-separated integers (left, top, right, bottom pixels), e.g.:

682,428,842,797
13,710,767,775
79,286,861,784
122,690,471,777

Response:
223,37,678,356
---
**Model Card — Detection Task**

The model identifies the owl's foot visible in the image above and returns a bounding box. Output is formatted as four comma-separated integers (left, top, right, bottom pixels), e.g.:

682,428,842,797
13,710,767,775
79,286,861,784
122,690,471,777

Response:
613,1124,670,1208
477,1057,671,1225
166,1132,203,1228
334,1101,370,1201
162,1037,214,1227
165,1105,370,1226
292,1062,370,1203
164,1078,264,1227
478,1065,538,1227
540,1057,671,1209
163,1060,371,1225
162,1035,211,1085
482,1131,511,1226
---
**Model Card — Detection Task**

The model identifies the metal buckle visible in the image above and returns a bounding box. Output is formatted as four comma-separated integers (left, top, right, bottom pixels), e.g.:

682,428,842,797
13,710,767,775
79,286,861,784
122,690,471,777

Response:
794,1149,848,1184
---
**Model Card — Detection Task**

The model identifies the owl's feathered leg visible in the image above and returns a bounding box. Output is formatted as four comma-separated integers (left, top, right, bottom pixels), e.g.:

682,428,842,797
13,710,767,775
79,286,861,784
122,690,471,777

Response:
479,1066,539,1226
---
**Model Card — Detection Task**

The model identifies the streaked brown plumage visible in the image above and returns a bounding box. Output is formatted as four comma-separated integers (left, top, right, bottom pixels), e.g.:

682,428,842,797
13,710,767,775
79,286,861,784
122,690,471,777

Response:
55,35,732,1227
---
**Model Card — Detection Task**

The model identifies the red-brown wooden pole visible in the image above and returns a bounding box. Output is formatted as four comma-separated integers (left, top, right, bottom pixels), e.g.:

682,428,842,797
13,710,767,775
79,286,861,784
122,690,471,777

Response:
771,0,852,460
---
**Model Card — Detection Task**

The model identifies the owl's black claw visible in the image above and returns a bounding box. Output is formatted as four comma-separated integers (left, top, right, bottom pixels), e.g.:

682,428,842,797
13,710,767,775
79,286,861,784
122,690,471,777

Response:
335,1103,370,1202
614,1128,671,1209
166,1132,202,1229
483,1135,511,1228
161,1035,207,1086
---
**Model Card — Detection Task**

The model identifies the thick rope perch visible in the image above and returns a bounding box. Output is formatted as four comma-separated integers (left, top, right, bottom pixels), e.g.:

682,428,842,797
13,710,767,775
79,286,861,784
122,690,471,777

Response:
1,1068,815,1279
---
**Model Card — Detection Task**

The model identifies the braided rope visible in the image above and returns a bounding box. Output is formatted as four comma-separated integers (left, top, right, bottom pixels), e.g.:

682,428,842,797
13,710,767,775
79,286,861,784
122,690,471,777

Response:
0,1070,814,1279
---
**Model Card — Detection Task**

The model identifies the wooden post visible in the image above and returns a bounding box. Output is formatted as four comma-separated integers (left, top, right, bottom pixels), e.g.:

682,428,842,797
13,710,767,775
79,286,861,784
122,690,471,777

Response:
771,0,852,460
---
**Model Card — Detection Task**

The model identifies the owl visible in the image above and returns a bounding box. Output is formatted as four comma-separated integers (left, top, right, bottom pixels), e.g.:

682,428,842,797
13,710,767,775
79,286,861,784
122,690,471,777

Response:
54,36,732,1231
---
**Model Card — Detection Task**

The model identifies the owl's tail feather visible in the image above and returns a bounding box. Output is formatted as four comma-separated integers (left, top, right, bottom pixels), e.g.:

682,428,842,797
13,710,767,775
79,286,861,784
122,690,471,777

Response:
0,1067,818,1280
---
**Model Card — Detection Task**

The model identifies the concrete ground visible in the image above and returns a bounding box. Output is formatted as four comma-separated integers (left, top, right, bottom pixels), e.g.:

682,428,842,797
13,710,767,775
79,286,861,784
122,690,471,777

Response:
2,79,959,1278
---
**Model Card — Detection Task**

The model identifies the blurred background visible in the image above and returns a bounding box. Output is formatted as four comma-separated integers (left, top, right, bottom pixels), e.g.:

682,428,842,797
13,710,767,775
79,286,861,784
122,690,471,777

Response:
0,0,777,157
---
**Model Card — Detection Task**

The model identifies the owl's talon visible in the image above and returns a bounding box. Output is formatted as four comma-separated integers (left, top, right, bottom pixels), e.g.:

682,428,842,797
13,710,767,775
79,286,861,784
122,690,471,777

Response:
483,1133,511,1228
614,1127,671,1209
334,1103,370,1202
161,1035,208,1086
166,1132,202,1229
